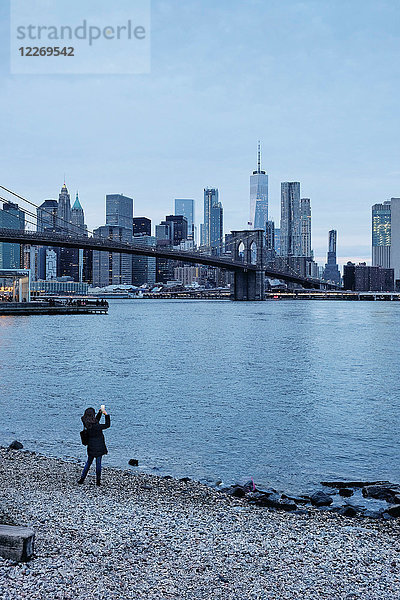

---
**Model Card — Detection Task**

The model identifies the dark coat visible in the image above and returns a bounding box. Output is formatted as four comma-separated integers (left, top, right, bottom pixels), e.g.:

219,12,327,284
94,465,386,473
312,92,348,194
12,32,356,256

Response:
85,411,111,457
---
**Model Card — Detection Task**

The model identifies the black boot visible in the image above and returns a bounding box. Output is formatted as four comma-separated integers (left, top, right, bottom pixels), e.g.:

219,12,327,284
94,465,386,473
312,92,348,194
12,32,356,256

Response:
96,478,101,487
78,478,85,484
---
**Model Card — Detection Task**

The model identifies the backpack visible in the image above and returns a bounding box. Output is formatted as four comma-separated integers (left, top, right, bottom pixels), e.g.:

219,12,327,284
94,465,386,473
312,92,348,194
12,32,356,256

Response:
80,429,88,446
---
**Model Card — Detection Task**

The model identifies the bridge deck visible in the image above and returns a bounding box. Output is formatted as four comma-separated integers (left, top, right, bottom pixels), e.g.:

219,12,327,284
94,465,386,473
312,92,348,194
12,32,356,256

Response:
0,228,334,289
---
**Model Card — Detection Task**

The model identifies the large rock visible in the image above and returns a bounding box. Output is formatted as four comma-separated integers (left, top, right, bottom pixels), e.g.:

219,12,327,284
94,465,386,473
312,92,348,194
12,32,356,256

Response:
363,509,384,519
362,485,398,503
0,525,34,562
223,485,246,498
338,506,358,518
310,491,333,507
249,492,297,511
385,505,400,518
8,441,23,451
339,488,354,497
282,494,310,505
321,480,391,488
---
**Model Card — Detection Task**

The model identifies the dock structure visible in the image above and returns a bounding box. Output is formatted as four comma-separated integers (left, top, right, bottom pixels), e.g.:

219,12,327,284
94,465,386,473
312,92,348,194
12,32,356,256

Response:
0,300,108,315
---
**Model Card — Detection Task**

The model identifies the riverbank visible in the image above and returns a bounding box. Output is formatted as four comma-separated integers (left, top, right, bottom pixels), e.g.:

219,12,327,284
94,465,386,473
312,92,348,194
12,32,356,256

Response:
1,449,400,599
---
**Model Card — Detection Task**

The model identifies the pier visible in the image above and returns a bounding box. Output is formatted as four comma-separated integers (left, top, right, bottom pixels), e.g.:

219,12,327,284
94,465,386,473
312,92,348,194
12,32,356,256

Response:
0,300,108,316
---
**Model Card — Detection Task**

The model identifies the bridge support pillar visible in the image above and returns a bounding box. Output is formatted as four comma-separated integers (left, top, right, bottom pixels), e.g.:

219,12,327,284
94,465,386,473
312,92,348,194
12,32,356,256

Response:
231,269,265,301
229,229,265,301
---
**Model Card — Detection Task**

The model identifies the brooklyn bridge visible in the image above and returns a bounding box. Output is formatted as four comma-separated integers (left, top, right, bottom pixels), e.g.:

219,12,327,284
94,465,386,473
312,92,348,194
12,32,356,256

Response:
0,227,338,301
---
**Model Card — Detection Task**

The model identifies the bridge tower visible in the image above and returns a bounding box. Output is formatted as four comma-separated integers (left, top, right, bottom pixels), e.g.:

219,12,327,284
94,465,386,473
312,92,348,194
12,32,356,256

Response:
230,229,265,301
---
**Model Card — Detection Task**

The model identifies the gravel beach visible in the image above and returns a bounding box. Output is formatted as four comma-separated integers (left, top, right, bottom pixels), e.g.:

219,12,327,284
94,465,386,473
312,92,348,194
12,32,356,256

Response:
1,448,400,600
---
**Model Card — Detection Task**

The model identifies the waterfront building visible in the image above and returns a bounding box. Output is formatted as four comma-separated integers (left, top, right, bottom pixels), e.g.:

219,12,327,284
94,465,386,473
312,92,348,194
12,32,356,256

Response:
0,202,25,269
57,183,72,232
106,194,133,230
300,198,312,258
45,249,57,280
249,141,268,229
203,188,223,255
372,201,391,269
30,278,89,296
280,182,301,257
174,266,200,286
322,230,341,285
343,262,394,291
389,198,400,286
165,215,188,245
132,235,156,286
175,199,195,239
133,217,151,237
92,225,133,287
155,222,173,283
23,245,38,281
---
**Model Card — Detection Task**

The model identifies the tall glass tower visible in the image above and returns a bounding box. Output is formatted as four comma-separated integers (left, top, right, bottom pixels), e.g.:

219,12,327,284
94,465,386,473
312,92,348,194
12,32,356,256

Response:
0,202,25,269
203,188,223,255
175,199,195,239
280,182,301,256
372,201,391,268
249,141,268,229
300,198,312,258
106,194,133,230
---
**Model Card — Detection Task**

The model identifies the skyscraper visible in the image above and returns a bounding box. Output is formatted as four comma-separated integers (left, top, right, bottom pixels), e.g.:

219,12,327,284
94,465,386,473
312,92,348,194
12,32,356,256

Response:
71,192,86,235
203,188,223,255
249,142,268,229
175,199,195,239
92,225,133,287
280,182,301,257
133,217,151,237
322,230,341,284
57,183,71,232
132,235,156,286
106,194,133,229
165,215,188,245
372,201,391,269
390,198,400,285
0,202,25,269
300,198,312,258
37,199,58,232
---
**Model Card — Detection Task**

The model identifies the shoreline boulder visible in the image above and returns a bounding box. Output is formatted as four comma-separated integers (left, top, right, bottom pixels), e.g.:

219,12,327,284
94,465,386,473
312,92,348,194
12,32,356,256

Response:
8,441,23,451
310,491,333,507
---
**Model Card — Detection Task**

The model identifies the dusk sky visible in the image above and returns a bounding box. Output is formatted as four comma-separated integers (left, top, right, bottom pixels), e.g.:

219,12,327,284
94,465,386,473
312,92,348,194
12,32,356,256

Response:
1,0,400,264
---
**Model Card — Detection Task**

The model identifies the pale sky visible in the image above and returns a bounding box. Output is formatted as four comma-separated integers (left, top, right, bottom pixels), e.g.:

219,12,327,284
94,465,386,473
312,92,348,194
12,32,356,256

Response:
1,0,400,265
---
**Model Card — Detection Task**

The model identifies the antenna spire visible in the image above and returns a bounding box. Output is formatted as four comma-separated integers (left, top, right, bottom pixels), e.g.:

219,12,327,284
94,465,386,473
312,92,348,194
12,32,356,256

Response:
257,140,261,173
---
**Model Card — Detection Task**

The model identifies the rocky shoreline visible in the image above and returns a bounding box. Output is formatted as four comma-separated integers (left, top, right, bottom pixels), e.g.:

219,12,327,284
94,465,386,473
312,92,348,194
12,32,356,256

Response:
1,447,400,599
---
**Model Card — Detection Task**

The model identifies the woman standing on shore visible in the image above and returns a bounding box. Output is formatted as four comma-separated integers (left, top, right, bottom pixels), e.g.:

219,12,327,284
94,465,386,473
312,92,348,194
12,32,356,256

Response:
79,406,110,486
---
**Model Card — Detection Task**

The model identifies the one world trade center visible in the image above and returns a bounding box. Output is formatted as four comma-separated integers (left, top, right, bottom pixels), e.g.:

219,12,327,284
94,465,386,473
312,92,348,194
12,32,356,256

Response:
249,141,268,229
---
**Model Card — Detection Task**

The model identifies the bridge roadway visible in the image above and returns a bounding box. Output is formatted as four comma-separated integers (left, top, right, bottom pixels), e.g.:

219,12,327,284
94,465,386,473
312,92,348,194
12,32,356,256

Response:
0,228,327,289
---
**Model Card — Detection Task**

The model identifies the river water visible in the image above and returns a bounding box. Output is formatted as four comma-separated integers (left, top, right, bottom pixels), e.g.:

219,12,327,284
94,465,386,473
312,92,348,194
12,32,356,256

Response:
1,299,399,494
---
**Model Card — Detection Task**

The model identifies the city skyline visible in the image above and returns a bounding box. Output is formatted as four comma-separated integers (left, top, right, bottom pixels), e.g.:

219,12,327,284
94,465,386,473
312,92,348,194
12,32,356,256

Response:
9,171,400,269
1,1,399,265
